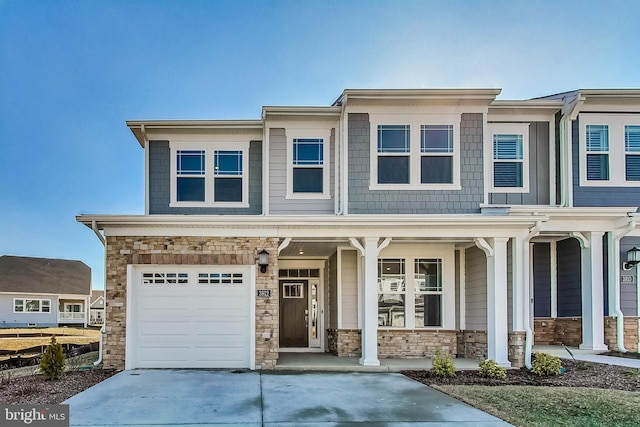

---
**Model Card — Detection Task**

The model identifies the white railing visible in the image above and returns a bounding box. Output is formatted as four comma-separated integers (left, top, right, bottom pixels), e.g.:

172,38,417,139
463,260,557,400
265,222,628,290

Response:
59,312,86,321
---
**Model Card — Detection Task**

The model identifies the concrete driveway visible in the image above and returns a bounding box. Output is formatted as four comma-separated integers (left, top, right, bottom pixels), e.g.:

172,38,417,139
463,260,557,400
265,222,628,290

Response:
64,370,511,426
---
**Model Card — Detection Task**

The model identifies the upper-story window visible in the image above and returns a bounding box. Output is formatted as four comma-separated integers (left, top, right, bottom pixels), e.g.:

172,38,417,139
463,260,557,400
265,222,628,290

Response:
580,114,640,186
625,125,640,181
370,115,461,190
170,142,249,207
287,129,331,199
488,123,530,193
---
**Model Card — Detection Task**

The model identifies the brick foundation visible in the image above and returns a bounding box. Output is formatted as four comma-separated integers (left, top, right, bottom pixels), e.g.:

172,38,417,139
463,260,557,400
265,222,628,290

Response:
508,332,526,367
604,316,639,352
327,329,457,358
534,317,582,347
103,236,279,370
456,330,487,359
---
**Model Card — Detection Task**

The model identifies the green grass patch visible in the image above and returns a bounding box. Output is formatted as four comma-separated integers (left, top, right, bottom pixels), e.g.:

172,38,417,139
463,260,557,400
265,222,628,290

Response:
603,351,640,360
433,385,640,427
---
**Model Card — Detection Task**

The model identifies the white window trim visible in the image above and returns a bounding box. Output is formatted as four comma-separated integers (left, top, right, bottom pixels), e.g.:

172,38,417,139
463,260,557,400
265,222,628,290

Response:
579,114,640,187
286,129,332,199
64,302,83,312
369,114,461,190
169,141,250,207
13,298,52,314
377,244,455,330
488,123,530,193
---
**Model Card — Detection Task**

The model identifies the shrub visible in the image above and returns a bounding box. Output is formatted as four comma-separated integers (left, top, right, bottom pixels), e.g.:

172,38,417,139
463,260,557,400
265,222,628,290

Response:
531,352,562,376
479,359,507,379
430,350,455,378
39,336,65,380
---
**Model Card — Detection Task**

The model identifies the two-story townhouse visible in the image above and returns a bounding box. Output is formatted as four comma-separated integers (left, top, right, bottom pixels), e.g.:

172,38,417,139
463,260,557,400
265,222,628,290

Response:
78,88,640,371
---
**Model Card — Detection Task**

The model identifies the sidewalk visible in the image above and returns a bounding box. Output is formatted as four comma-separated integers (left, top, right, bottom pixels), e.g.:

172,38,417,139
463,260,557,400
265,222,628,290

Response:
534,345,640,368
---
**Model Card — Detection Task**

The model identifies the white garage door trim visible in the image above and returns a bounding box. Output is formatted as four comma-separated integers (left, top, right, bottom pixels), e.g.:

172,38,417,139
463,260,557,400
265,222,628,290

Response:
125,264,256,370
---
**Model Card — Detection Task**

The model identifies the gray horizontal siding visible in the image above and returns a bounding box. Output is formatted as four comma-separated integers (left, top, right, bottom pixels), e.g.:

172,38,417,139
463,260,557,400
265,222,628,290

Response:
268,128,335,214
347,113,484,214
572,118,640,207
465,246,487,330
556,238,582,317
620,236,639,316
533,242,551,317
0,295,59,327
148,140,263,215
489,122,550,205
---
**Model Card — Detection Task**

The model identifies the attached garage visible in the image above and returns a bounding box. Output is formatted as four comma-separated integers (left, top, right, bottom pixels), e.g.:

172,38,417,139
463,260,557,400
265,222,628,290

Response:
126,265,255,369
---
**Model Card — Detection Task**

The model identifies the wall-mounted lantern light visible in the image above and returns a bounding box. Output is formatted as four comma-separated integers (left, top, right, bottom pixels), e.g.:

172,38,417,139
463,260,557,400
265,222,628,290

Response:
623,247,640,270
258,249,269,273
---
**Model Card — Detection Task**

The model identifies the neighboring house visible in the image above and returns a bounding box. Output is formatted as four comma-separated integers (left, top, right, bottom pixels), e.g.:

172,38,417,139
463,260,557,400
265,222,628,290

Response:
0,255,91,327
77,88,640,371
89,290,104,326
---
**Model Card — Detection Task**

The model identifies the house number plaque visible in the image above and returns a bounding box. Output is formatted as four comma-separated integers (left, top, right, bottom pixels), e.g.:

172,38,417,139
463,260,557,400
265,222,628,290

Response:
257,289,272,298
621,275,634,284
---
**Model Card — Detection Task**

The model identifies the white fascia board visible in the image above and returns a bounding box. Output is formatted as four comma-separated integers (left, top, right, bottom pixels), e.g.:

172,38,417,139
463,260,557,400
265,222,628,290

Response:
507,206,636,217
262,106,341,117
344,104,490,115
127,120,264,147
487,101,561,122
342,88,501,100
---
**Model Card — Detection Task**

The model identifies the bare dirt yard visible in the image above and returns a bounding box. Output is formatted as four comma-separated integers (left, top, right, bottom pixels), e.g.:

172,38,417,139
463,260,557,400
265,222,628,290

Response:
0,327,100,353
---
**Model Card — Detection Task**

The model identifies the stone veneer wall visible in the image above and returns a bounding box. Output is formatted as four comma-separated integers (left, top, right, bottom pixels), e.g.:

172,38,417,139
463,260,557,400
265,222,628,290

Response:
327,329,457,358
456,330,487,359
604,316,639,352
103,236,279,370
533,317,582,347
508,332,526,367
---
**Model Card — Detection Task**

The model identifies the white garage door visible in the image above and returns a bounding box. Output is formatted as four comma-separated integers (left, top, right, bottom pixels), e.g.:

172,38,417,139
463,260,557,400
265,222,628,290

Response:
128,266,253,369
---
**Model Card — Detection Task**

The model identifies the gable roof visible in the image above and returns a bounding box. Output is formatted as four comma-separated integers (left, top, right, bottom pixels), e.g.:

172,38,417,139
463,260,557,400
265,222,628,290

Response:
90,290,104,308
0,255,91,296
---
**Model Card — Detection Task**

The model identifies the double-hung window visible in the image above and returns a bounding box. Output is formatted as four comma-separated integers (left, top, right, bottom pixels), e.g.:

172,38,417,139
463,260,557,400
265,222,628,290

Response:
488,123,529,192
170,142,249,207
377,125,410,184
585,124,609,181
421,125,453,184
580,114,640,186
378,253,450,329
13,298,51,313
371,115,460,189
292,139,324,193
286,129,331,198
625,126,640,181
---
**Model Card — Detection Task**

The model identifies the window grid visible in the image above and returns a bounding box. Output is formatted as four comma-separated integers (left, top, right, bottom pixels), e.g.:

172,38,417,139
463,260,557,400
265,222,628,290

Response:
198,272,243,285
214,151,243,176
292,138,324,193
414,259,443,328
142,272,189,285
177,150,205,175
283,283,304,298
13,298,51,313
293,139,324,165
420,125,454,184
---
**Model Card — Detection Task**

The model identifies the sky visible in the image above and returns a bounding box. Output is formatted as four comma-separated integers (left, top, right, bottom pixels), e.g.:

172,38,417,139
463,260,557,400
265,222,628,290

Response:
1,0,639,290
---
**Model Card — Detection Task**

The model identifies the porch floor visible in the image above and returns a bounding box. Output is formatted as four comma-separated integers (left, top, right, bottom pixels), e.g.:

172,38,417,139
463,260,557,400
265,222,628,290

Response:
275,352,482,372
534,345,640,369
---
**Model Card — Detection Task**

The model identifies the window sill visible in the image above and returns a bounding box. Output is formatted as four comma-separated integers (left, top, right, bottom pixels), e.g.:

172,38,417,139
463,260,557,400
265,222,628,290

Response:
369,184,461,191
169,202,250,208
489,186,530,193
579,180,640,187
285,193,331,200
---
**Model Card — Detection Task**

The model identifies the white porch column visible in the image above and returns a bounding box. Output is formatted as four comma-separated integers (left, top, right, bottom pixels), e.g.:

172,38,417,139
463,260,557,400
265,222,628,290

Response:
476,237,510,367
512,235,526,332
350,237,391,366
578,231,608,350
361,237,380,366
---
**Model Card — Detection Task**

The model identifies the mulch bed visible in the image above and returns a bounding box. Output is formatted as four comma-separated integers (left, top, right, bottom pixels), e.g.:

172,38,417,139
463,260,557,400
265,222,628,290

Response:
403,359,640,392
0,369,117,404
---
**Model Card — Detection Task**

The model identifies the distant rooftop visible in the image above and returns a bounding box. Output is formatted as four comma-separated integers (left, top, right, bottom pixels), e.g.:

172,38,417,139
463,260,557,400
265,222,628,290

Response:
0,255,91,296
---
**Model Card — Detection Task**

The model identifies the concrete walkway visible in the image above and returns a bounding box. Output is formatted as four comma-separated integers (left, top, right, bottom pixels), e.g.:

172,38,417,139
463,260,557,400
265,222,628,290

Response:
276,352,482,372
64,370,512,426
535,345,640,368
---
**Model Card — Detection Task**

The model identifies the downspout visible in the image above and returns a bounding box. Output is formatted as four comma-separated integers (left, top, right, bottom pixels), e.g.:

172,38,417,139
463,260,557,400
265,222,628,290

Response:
611,218,636,353
91,220,106,366
524,220,542,369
